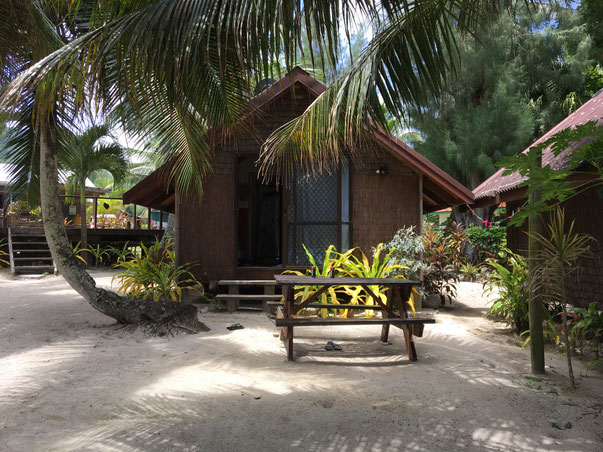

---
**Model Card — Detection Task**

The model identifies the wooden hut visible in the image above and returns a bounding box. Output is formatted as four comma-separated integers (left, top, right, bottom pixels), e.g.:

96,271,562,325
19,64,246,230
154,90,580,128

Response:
473,90,602,307
124,68,473,284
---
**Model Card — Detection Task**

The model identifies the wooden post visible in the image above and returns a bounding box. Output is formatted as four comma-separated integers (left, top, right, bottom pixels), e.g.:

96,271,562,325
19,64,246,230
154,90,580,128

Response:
227,284,239,312
133,204,137,230
159,211,163,231
147,207,151,230
283,284,294,361
380,286,393,342
93,197,98,229
263,284,275,312
529,159,545,374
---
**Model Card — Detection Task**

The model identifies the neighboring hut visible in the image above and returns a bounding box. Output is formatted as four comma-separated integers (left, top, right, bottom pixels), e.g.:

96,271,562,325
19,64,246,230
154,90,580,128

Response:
0,163,107,235
124,68,473,283
473,91,602,307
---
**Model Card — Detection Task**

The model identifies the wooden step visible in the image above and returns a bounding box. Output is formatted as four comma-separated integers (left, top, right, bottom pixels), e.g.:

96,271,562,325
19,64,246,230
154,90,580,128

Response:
13,265,55,273
216,294,283,300
13,249,52,254
13,257,54,261
218,280,277,286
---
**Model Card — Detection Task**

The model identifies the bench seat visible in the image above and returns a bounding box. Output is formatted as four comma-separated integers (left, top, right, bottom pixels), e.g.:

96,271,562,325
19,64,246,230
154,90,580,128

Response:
275,317,435,327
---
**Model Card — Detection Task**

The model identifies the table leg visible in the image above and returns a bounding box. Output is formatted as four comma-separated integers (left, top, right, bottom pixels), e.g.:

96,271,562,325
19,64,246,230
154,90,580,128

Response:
263,284,275,312
398,286,417,361
283,284,295,361
380,286,393,342
227,285,239,313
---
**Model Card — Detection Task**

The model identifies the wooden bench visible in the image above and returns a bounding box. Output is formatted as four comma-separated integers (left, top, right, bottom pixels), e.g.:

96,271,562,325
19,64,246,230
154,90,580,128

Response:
274,275,430,361
217,280,281,312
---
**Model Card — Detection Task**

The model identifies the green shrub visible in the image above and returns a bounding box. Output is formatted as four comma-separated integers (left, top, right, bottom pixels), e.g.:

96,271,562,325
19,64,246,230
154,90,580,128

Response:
0,238,9,267
571,302,603,359
383,226,425,280
112,240,202,302
422,224,459,304
483,250,528,333
466,225,506,261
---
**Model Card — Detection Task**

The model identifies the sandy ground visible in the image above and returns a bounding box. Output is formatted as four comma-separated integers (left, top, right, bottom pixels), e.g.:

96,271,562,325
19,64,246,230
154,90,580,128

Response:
0,270,601,452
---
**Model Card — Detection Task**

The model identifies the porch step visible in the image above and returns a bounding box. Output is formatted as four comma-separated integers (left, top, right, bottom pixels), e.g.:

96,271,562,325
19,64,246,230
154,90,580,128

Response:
8,228,55,275
13,257,54,261
218,280,277,286
217,279,279,312
216,294,283,300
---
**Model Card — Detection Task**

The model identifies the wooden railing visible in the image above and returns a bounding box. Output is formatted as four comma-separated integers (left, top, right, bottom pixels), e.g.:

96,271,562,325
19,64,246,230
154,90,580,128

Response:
61,195,168,231
5,196,169,232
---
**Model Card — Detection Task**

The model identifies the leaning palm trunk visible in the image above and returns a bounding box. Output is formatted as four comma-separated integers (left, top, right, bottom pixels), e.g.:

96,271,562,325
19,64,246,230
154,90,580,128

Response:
39,116,204,332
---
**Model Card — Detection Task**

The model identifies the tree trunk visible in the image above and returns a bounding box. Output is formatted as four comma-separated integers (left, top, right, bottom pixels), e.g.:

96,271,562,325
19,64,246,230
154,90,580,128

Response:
79,178,88,265
560,270,576,389
528,157,545,374
39,116,205,332
159,213,176,249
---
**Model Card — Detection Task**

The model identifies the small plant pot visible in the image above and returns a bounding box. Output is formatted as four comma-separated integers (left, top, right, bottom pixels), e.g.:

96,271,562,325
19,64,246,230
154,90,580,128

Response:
412,324,424,337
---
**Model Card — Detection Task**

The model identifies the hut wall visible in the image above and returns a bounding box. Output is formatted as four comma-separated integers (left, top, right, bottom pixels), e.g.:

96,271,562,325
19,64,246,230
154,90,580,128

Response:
506,186,602,308
176,83,315,283
351,147,421,252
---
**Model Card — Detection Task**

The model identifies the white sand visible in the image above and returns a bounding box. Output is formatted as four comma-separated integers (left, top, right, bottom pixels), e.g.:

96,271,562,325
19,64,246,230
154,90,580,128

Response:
0,270,601,451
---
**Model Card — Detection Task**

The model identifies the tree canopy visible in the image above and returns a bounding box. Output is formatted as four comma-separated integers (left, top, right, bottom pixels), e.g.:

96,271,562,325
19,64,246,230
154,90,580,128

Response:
407,1,600,189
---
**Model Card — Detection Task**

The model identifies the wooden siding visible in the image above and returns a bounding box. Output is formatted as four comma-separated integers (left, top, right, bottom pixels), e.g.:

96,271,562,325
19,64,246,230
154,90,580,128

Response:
352,146,421,252
176,84,314,282
176,82,424,283
176,174,236,282
506,186,602,308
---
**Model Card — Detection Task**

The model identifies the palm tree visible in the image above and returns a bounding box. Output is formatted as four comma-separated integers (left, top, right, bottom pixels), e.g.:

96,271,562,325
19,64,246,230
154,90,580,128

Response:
0,0,507,329
61,124,129,259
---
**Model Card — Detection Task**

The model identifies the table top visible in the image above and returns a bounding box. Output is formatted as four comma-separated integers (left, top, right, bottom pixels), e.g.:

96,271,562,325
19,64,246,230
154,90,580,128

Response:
274,274,421,286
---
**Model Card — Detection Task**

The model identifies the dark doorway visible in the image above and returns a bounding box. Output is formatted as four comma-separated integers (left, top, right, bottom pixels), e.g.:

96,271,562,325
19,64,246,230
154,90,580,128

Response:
237,155,282,267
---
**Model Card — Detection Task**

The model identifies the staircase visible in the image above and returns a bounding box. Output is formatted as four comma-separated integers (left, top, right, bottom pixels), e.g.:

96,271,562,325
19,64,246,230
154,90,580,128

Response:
8,228,55,275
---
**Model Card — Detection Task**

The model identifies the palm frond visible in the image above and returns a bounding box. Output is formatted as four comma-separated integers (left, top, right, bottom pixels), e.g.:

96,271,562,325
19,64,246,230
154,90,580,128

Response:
258,0,502,182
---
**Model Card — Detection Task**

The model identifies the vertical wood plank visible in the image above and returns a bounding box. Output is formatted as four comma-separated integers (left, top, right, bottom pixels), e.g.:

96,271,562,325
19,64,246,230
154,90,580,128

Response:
397,285,417,361
283,284,295,361
380,286,393,342
227,285,239,312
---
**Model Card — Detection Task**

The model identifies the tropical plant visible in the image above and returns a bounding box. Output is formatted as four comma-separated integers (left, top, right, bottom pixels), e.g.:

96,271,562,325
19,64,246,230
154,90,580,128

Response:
284,244,354,318
339,243,412,317
422,224,459,304
105,242,134,265
70,241,87,265
113,240,202,302
466,225,507,262
82,244,109,267
571,302,603,360
529,207,595,389
383,226,425,280
483,250,529,333
443,221,468,271
61,124,130,260
0,238,9,266
459,262,481,282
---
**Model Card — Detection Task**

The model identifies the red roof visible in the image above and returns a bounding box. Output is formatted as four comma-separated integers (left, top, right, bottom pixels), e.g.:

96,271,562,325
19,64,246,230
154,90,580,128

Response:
125,67,473,211
474,90,603,201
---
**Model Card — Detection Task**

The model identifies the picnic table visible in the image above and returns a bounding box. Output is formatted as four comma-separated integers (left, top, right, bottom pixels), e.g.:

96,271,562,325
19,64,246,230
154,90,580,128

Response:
273,274,435,361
